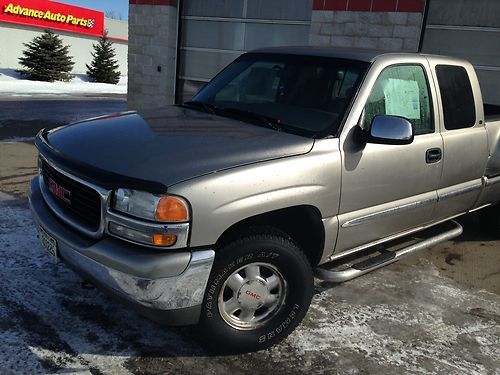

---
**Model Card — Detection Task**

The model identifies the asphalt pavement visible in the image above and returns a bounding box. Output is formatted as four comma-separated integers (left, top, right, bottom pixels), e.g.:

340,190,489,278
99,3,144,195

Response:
0,97,127,142
0,192,499,374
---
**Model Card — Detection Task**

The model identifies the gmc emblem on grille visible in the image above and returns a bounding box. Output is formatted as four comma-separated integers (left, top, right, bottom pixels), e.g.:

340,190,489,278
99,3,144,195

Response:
48,178,72,205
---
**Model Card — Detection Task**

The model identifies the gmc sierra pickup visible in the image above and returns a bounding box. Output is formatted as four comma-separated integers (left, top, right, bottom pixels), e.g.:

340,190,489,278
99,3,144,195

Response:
29,48,500,352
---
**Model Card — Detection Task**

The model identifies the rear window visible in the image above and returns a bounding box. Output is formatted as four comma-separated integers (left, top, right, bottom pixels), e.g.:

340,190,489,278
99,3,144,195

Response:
435,65,476,130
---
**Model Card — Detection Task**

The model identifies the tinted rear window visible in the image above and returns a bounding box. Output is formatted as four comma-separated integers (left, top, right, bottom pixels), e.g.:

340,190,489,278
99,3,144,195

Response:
435,65,476,130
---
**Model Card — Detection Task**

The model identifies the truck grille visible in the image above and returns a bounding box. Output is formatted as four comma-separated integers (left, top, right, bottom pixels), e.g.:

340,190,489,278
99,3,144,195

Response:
41,159,101,231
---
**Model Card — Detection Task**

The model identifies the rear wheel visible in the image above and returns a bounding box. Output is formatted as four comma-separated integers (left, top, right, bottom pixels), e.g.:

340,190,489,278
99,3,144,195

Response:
200,230,314,353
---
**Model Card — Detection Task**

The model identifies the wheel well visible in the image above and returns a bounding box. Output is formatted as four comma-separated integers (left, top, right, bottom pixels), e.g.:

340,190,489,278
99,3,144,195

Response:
215,205,325,266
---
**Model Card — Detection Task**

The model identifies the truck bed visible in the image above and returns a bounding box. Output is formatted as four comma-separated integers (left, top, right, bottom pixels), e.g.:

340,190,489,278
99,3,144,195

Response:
485,104,500,178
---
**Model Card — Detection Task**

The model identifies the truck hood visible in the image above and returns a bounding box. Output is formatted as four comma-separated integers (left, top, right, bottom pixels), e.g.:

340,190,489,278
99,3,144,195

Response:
43,106,314,188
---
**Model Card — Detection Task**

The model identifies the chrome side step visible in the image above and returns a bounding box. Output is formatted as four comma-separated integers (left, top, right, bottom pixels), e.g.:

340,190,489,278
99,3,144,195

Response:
315,220,463,283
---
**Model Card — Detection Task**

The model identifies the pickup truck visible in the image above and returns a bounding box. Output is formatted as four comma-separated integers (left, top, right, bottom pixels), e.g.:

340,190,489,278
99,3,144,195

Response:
29,48,500,353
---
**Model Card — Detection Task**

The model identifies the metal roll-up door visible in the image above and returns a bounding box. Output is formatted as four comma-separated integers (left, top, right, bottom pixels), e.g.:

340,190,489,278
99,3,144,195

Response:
176,0,312,103
420,0,500,105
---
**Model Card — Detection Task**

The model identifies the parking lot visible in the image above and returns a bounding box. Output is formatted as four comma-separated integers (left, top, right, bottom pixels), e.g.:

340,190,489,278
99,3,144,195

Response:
1,191,499,374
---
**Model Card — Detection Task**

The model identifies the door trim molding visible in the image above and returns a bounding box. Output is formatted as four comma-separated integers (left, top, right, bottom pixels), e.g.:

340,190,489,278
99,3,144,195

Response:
342,179,485,229
341,196,436,228
437,181,483,201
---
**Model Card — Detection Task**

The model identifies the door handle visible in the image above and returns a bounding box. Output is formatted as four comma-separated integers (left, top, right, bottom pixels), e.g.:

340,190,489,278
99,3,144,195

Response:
426,148,442,163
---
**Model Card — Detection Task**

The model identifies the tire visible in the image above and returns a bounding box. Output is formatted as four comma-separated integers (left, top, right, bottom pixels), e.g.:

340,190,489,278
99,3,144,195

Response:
479,204,500,236
200,229,314,353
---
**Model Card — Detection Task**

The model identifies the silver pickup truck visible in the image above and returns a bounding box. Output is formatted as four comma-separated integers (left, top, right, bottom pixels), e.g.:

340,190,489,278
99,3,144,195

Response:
29,48,500,352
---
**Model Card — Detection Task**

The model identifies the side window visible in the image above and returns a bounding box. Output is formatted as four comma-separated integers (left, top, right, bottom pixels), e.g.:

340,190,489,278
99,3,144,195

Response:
435,65,476,130
361,65,433,135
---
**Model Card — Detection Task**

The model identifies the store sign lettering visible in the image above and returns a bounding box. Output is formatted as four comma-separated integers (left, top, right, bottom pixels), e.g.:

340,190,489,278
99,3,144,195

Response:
0,0,103,37
3,3,94,28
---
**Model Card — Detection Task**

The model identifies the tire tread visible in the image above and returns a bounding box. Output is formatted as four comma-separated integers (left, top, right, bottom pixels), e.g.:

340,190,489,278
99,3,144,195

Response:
200,226,313,353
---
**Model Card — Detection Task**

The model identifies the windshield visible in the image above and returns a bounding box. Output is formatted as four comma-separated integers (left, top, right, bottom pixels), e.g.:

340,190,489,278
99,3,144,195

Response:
191,53,368,137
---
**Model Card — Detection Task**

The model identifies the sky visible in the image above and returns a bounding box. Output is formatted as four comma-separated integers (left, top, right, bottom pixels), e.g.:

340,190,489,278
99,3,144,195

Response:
57,0,129,20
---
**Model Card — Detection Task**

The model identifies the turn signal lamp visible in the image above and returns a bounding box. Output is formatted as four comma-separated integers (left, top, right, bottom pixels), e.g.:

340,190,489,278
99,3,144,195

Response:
152,233,177,247
155,196,189,222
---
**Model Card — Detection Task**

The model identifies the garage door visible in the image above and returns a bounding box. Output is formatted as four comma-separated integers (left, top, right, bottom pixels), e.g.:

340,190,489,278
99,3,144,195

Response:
420,0,500,105
176,0,312,103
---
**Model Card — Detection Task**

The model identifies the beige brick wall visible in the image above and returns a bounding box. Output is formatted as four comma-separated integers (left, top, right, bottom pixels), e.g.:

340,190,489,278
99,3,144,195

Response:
309,11,423,52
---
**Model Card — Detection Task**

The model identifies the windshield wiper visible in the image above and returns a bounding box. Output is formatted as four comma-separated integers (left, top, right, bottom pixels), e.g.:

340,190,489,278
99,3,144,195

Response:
181,100,217,114
181,103,309,136
217,107,284,131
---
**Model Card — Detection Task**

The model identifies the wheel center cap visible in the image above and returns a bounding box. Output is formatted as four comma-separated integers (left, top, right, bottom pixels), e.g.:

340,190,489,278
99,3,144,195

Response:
238,280,268,309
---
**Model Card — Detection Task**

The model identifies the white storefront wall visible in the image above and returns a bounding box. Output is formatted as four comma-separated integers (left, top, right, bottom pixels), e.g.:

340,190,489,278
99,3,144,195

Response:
0,17,128,75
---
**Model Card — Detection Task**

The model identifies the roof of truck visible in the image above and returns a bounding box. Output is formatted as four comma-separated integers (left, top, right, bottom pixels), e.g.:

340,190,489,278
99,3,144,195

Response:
250,47,472,67
250,46,385,62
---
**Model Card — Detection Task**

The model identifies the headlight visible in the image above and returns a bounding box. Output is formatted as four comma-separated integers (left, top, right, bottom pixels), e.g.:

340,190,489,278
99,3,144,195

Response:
113,188,189,222
109,188,190,248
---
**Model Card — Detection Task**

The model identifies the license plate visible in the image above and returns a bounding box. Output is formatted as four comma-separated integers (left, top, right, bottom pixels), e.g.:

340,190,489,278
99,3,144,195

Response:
38,226,58,260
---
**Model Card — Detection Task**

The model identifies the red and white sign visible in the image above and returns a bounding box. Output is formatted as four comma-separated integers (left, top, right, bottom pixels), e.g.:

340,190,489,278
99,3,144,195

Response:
0,0,104,37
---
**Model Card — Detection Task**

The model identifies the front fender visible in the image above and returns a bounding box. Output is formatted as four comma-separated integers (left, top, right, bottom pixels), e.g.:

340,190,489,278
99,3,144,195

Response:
168,139,341,248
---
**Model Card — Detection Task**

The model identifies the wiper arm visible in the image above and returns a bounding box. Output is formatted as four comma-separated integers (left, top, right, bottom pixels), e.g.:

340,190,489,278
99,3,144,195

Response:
217,107,283,131
181,100,217,114
181,103,308,135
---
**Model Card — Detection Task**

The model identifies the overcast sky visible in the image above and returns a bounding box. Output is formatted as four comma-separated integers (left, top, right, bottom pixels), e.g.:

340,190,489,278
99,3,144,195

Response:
59,0,129,20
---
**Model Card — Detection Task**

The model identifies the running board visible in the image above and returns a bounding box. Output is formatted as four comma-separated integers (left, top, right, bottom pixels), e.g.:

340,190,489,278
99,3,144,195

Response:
315,220,463,283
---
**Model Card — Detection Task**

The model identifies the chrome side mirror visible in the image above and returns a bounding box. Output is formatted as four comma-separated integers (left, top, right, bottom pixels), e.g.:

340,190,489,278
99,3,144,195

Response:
357,115,414,145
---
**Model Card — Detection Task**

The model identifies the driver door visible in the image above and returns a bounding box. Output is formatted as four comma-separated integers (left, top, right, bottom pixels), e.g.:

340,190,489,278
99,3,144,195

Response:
336,62,443,253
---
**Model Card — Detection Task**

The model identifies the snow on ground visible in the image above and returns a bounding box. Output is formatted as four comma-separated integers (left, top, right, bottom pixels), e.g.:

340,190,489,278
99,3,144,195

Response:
0,192,499,374
0,69,126,96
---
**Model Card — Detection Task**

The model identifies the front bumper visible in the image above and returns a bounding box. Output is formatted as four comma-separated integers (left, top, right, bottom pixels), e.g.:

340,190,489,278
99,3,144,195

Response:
28,176,214,325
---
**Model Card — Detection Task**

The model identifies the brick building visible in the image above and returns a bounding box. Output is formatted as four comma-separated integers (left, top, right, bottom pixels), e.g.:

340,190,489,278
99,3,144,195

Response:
127,0,500,110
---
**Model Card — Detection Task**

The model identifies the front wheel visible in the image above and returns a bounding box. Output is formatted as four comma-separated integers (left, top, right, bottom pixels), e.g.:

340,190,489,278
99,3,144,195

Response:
200,230,314,353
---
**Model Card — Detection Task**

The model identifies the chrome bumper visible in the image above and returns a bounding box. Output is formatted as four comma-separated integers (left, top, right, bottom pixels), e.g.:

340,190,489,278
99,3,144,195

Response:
29,177,214,324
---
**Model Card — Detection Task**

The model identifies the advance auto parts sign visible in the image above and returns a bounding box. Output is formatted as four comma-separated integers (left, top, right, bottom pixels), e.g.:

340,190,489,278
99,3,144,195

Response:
0,0,104,37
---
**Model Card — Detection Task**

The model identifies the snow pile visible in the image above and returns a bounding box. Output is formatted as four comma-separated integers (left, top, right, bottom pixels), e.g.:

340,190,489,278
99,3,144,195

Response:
0,69,127,96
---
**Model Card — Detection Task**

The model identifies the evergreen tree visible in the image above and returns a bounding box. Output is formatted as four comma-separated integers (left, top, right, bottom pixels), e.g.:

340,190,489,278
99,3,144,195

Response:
86,30,121,84
18,29,74,82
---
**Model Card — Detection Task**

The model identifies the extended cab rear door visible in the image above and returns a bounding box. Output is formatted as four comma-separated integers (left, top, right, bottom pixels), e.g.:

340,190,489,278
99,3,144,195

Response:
427,58,489,219
336,55,443,253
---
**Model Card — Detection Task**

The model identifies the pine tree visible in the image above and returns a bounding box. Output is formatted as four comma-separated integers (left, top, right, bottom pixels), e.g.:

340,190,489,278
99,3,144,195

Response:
86,30,121,84
18,29,74,82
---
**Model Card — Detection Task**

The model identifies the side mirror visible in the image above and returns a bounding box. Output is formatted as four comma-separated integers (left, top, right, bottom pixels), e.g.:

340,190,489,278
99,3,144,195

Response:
357,115,414,145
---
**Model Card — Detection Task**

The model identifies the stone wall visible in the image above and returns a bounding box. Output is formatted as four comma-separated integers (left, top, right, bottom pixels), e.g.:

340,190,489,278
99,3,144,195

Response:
310,0,424,51
128,0,178,111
